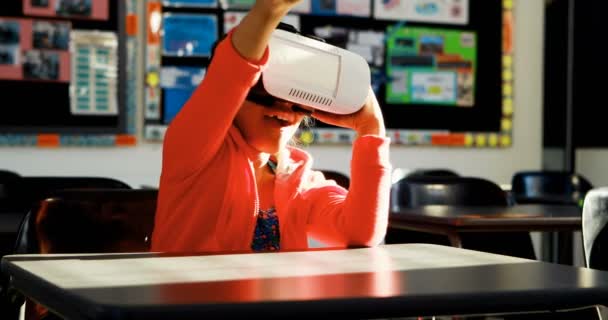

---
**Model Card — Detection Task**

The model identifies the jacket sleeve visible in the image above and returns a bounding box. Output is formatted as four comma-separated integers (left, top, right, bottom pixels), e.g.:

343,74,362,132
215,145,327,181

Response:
161,30,269,180
304,136,392,247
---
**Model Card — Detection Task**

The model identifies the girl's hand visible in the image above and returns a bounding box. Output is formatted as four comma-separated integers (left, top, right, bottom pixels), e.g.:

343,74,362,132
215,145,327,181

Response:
311,87,386,137
232,0,302,61
253,0,303,15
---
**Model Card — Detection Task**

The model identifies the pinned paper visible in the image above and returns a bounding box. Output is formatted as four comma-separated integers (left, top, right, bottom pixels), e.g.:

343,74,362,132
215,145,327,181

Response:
0,19,21,81
70,30,118,115
163,0,217,7
310,0,370,17
223,11,300,34
161,66,205,123
1,18,71,82
162,13,218,57
23,0,109,21
374,0,469,25
385,26,476,107
32,20,70,50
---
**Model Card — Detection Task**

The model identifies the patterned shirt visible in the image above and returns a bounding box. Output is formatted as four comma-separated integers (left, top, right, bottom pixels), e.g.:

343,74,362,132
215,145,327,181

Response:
251,207,280,252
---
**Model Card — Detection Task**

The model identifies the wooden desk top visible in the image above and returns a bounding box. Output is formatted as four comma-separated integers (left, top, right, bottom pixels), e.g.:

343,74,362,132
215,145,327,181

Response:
390,204,582,231
3,244,608,319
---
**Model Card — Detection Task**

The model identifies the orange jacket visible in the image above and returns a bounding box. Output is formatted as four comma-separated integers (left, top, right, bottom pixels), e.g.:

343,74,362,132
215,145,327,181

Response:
151,31,392,252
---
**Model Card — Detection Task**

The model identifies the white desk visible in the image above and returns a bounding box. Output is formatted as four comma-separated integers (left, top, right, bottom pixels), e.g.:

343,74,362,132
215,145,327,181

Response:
3,244,608,319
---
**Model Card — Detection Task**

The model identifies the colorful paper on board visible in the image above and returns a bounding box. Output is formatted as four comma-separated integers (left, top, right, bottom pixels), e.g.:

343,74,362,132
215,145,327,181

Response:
162,14,218,57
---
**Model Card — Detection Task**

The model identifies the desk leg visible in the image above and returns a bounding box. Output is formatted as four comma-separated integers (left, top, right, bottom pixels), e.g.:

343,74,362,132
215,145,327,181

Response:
542,232,574,265
557,231,573,265
447,232,463,248
541,232,555,262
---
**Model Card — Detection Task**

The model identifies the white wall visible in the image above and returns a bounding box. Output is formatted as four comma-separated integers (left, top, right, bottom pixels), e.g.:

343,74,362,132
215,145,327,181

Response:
577,150,608,188
0,0,544,189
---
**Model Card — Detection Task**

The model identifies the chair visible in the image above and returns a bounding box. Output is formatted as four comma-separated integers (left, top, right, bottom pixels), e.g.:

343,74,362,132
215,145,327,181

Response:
1,178,131,320
387,176,537,259
10,189,158,320
579,188,608,320
0,170,21,320
14,189,157,255
0,170,22,256
582,187,608,271
11,176,132,214
404,168,459,179
511,171,593,265
0,170,21,212
318,170,350,189
391,176,506,210
511,171,593,205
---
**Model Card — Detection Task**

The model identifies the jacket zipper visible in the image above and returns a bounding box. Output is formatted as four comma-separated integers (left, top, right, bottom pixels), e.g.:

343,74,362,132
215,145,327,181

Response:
248,160,259,246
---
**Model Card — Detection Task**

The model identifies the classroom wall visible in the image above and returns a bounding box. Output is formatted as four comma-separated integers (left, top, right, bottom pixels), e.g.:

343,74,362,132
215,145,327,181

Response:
577,150,608,188
0,0,544,189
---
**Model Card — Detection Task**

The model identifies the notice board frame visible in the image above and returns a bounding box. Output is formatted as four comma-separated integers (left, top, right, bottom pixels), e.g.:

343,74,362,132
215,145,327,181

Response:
141,0,514,148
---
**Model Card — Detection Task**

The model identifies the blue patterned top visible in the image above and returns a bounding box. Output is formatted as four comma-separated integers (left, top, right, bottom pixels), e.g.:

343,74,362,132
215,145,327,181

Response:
251,207,280,252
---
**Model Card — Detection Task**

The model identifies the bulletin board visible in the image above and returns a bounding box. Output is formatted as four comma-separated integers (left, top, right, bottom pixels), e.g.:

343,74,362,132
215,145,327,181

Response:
142,0,514,148
0,0,138,147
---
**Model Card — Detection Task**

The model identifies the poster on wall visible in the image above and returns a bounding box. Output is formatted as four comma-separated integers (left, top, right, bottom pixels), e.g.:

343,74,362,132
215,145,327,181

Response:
163,0,218,7
22,49,70,81
0,17,70,82
160,66,205,124
310,0,370,17
69,30,118,115
223,11,300,33
0,19,21,77
374,0,469,25
313,26,385,94
32,20,70,50
162,13,218,57
23,0,110,21
385,26,476,107
219,0,310,13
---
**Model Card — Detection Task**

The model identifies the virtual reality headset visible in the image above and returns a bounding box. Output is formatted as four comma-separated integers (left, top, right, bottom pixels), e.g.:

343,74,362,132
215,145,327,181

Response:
251,24,371,115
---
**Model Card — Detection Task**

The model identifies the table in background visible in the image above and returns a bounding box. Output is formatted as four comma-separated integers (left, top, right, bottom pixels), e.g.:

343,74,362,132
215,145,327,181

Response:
3,244,608,319
389,204,581,264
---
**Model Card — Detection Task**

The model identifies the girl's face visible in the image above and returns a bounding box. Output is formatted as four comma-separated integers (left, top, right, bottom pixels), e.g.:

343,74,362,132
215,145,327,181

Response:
234,98,307,154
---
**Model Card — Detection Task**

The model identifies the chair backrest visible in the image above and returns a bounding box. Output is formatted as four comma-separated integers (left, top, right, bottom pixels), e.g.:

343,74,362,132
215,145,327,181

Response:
14,189,157,255
405,168,459,179
9,189,157,320
391,176,508,209
0,170,21,212
12,176,131,213
511,171,593,205
319,170,350,189
582,187,608,270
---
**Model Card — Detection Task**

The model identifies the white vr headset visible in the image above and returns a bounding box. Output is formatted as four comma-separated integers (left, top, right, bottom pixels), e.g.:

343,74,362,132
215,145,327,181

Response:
260,27,371,115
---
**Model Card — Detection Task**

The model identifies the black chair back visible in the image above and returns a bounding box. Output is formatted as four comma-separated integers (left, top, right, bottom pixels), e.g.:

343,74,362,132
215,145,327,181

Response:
388,176,535,260
12,176,131,214
7,189,157,320
14,189,157,255
0,170,21,212
511,171,593,205
582,188,608,271
405,168,459,179
391,176,508,210
1,177,130,320
319,170,350,189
